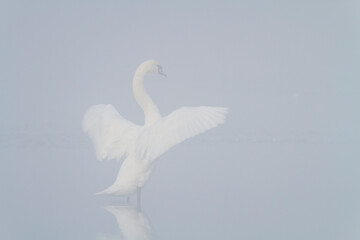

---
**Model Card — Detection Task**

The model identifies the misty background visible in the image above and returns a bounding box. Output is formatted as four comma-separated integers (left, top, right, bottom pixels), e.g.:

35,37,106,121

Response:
1,0,359,239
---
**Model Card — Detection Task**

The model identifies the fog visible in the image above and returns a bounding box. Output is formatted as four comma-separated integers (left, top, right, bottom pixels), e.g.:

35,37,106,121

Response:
1,0,360,239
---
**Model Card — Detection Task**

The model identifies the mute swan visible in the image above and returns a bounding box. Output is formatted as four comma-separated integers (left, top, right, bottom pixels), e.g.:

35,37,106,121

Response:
83,60,227,196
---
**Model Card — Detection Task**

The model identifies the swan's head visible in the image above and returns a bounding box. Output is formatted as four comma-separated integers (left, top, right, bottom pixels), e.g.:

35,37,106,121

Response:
138,59,166,77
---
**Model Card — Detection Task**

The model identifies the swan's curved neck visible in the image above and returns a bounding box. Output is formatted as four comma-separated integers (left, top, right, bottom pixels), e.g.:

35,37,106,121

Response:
133,70,161,126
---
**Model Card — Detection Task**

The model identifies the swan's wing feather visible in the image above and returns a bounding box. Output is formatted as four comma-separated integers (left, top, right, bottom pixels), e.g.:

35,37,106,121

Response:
145,106,228,160
82,104,140,161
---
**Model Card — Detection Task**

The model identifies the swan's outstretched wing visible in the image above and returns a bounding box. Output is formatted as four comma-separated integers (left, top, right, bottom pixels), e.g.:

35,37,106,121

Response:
82,104,141,161
144,106,228,161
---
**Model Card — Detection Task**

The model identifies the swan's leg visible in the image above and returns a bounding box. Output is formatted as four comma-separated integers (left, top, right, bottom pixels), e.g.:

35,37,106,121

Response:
137,187,141,211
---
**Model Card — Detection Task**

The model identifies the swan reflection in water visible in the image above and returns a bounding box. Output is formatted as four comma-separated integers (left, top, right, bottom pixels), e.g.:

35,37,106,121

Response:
99,204,153,240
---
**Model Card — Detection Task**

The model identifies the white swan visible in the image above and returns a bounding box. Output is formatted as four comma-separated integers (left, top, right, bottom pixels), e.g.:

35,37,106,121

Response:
83,60,227,196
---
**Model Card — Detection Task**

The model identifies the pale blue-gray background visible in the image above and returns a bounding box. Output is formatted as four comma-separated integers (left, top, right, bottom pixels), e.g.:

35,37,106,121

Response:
1,0,359,239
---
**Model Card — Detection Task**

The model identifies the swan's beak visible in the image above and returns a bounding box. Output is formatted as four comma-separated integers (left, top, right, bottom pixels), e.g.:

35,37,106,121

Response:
158,65,167,77
159,71,167,77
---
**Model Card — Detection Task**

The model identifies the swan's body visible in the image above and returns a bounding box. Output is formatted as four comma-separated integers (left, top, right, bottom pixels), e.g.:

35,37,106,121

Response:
83,60,227,196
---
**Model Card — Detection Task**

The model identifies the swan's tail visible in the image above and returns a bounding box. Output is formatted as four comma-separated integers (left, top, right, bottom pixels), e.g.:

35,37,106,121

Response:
94,190,107,195
94,184,115,195
95,186,116,195
95,184,134,196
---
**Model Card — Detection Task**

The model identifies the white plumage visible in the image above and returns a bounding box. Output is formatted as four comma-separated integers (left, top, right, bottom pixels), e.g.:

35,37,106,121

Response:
83,60,227,196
